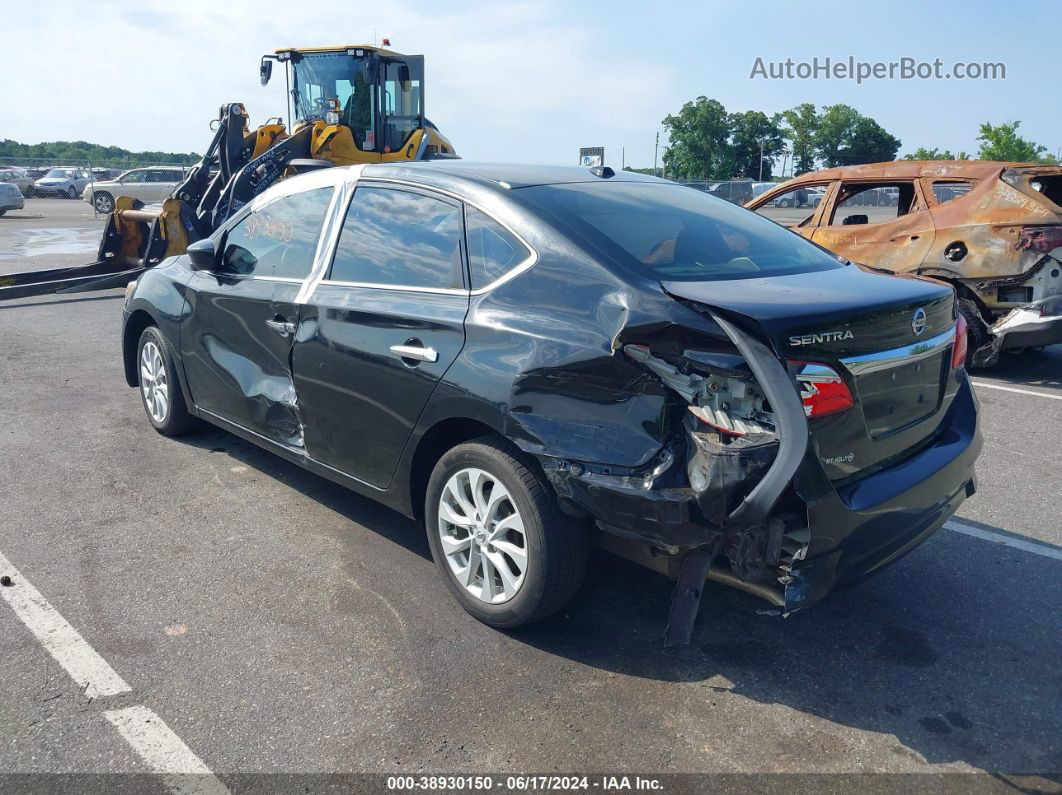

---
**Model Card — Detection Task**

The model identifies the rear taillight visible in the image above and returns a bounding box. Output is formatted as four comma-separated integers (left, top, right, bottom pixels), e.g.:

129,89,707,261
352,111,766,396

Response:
951,315,968,370
789,362,854,418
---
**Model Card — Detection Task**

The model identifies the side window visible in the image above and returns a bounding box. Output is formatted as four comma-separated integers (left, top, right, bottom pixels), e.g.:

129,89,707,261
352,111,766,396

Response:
829,182,917,226
121,171,146,184
147,170,175,183
329,187,463,289
221,187,333,279
465,207,530,288
932,180,973,205
753,185,824,227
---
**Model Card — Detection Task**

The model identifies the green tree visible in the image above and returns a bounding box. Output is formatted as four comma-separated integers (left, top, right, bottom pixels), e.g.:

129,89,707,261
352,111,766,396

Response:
0,139,199,165
780,103,819,176
815,104,861,167
837,117,902,165
976,121,1048,162
662,97,734,181
814,105,900,166
729,110,785,180
902,147,970,161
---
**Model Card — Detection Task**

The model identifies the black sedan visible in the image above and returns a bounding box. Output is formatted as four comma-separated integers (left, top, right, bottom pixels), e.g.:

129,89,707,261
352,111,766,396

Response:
121,162,982,643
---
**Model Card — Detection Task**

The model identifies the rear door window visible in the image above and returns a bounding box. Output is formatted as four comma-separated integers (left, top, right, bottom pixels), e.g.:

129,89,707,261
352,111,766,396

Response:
220,187,334,279
828,182,919,226
465,207,531,288
148,169,178,183
328,187,464,289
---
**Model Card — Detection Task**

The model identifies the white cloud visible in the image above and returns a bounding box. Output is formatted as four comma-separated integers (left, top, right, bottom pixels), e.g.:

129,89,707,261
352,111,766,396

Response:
4,0,681,166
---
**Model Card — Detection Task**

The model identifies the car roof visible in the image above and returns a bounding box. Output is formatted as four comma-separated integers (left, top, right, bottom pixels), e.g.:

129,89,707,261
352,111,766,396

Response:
780,160,1062,185
359,161,665,191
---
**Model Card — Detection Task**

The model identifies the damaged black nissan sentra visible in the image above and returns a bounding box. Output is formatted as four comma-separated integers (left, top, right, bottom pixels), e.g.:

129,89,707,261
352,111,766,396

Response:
121,162,982,643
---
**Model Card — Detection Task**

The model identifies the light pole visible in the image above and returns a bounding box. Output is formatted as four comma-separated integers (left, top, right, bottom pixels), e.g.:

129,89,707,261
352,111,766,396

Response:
758,137,765,181
653,132,659,177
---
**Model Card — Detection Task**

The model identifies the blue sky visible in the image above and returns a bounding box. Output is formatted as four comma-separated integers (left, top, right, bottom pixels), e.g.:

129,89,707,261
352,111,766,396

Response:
3,0,1056,167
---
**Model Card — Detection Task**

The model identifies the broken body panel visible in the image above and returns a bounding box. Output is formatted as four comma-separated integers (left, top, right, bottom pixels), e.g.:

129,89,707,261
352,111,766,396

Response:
746,160,1062,365
121,163,981,641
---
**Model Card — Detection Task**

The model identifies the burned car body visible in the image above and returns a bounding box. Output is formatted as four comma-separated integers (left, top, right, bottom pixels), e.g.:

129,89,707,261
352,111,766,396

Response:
121,162,981,643
745,160,1062,366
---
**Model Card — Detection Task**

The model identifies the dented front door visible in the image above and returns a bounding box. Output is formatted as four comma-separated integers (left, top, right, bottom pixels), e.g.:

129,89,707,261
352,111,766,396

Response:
183,275,305,447
179,185,335,448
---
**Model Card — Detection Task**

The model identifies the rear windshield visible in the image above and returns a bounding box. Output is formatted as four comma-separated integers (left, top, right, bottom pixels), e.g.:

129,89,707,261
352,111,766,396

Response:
519,182,844,282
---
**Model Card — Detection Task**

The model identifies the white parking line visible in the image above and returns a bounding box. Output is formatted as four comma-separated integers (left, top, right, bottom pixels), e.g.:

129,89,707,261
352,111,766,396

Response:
0,550,227,793
946,520,1062,561
971,381,1062,401
0,550,130,697
105,706,230,795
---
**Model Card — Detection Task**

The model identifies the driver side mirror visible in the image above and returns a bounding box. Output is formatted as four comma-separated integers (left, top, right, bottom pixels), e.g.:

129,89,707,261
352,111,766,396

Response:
187,238,218,271
260,58,273,86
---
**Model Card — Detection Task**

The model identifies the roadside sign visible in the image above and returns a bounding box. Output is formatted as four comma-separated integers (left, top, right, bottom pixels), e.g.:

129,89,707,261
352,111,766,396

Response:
579,147,604,167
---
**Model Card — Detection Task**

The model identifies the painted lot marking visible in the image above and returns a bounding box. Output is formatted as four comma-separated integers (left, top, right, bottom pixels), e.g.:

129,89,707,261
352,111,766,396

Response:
946,520,1062,562
971,381,1062,401
105,706,230,795
0,549,228,793
0,550,130,697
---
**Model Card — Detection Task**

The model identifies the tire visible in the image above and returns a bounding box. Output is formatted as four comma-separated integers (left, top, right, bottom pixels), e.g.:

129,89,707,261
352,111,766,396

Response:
66,186,78,199
93,191,114,213
779,199,792,208
0,209,6,217
958,298,991,369
136,326,198,436
425,436,588,629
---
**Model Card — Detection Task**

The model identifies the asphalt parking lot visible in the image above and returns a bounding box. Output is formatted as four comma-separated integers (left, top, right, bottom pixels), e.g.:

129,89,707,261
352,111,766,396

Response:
1,200,1060,784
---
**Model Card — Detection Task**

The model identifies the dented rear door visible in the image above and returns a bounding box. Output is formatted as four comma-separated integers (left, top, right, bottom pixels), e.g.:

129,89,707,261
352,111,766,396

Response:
291,184,469,489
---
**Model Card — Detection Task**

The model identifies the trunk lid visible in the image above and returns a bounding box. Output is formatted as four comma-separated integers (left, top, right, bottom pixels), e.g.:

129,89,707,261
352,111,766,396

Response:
663,265,959,481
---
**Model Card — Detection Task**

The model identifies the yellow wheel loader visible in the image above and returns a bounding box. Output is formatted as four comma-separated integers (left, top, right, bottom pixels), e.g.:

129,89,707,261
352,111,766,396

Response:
0,44,457,300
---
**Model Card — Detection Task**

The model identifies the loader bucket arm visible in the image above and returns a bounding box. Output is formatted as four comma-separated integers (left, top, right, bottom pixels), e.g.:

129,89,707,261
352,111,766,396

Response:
212,124,315,226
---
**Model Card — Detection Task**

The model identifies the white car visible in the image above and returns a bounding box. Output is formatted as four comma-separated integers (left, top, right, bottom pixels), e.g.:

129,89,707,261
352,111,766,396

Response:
0,181,25,215
82,167,187,213
0,168,34,196
34,167,93,199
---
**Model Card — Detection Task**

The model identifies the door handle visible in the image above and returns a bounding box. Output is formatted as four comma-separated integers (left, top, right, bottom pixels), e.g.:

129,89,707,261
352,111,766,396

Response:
265,318,297,337
389,342,438,363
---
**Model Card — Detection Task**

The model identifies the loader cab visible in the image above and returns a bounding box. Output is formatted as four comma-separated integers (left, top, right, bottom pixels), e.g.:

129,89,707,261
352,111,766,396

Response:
268,46,425,156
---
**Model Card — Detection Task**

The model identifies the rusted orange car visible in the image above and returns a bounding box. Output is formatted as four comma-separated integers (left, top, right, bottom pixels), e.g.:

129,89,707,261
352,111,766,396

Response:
745,161,1062,365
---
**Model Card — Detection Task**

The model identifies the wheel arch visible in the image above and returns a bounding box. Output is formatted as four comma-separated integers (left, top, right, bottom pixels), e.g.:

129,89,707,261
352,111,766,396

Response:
122,303,197,415
122,308,157,386
917,269,992,320
407,416,504,522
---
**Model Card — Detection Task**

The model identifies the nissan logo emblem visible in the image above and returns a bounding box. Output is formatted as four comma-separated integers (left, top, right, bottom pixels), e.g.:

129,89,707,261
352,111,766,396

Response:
912,307,927,336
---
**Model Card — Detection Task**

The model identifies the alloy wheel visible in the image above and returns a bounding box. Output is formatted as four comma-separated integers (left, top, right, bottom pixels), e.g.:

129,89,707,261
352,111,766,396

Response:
140,340,169,423
437,467,528,604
